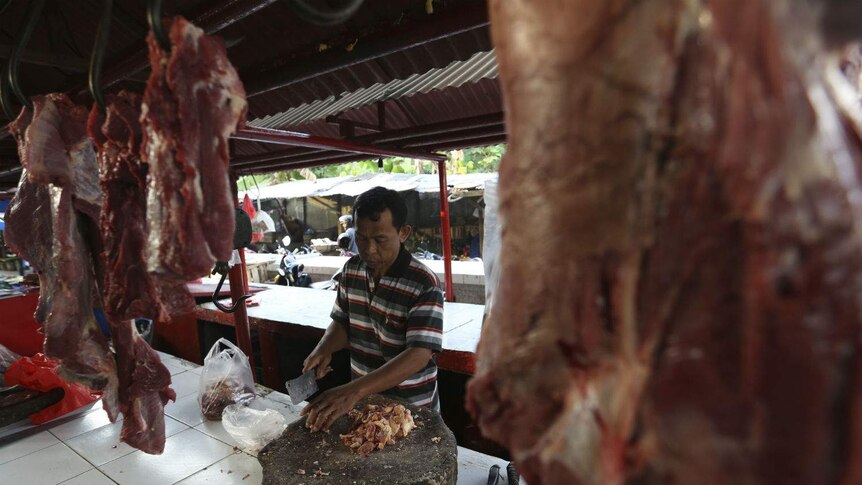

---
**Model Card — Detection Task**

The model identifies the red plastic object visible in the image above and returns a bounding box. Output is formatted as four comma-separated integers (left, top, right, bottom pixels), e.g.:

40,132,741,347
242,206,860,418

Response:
242,194,264,243
4,354,100,424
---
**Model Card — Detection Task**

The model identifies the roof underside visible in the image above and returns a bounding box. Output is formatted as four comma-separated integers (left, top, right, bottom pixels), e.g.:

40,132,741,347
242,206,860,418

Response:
0,0,505,189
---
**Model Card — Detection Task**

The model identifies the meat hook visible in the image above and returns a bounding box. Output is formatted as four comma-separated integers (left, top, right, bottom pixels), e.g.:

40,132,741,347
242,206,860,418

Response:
147,0,171,52
211,261,252,313
284,0,364,26
486,464,501,485
0,65,14,120
89,0,113,110
6,0,45,111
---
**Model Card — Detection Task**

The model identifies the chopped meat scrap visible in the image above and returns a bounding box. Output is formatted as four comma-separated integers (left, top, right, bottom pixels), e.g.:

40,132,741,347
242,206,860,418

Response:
339,403,415,456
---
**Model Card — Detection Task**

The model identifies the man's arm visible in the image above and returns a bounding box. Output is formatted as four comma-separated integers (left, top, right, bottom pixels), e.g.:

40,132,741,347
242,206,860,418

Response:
301,347,432,432
302,320,349,379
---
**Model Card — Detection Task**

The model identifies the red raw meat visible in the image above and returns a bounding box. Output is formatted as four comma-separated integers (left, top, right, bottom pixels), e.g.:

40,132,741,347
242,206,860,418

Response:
88,91,182,453
3,173,55,324
141,16,247,279
6,96,120,420
467,1,862,484
88,91,194,322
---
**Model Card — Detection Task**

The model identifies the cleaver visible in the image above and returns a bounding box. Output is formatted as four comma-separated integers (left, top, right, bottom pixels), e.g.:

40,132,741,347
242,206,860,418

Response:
286,370,318,405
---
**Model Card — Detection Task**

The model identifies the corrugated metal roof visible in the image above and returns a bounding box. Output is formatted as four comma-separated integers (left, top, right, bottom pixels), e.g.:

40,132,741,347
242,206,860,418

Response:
249,50,497,129
238,173,497,200
238,176,352,200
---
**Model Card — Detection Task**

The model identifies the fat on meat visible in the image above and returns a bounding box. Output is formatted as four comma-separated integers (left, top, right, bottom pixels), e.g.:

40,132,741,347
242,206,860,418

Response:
467,1,862,484
6,96,120,418
88,91,181,454
141,16,247,279
88,91,194,322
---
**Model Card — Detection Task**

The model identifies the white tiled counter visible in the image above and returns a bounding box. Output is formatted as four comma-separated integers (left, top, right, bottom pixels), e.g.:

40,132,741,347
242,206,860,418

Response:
0,352,513,485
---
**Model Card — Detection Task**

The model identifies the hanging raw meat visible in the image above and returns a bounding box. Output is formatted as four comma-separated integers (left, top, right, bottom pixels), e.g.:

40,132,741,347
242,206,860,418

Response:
3,177,54,325
141,16,247,280
88,91,193,322
5,95,119,418
467,1,862,484
88,91,180,453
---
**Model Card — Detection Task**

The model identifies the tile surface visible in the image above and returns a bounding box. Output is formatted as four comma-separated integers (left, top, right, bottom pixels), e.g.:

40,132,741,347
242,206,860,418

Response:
0,430,60,465
164,393,206,427
60,468,117,485
49,407,114,442
177,451,262,484
100,428,234,485
66,416,187,467
170,370,203,399
0,443,92,485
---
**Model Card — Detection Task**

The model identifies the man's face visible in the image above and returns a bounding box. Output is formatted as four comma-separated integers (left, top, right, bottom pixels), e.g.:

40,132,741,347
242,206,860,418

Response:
355,209,409,273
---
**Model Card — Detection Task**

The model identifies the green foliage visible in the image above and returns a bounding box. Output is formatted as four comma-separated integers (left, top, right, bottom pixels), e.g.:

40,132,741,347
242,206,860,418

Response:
239,144,505,189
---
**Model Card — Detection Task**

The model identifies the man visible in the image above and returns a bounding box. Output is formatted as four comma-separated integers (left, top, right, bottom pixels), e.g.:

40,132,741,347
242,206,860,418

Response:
338,214,360,254
301,187,444,432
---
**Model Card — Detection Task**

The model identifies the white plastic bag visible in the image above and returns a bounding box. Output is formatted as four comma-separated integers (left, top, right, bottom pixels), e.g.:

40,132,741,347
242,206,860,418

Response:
222,403,286,452
198,338,256,420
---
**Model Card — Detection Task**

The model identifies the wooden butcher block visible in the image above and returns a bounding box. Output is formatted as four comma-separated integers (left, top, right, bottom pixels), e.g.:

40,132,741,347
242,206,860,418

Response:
259,394,457,485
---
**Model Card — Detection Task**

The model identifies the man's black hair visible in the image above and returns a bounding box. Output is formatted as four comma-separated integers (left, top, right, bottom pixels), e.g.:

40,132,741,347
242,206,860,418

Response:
353,186,408,229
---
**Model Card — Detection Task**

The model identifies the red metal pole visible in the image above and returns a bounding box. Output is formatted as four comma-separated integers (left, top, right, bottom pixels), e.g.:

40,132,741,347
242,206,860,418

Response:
229,254,256,380
238,248,250,294
438,160,455,302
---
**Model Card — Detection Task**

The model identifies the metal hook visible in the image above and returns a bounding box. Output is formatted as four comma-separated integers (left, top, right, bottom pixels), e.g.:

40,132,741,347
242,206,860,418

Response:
89,0,113,109
0,64,15,120
211,262,252,313
284,0,364,26
7,0,45,110
147,0,171,52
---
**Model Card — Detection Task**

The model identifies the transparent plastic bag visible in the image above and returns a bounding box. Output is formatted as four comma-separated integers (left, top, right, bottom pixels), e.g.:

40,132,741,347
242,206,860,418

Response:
198,338,256,420
222,403,286,452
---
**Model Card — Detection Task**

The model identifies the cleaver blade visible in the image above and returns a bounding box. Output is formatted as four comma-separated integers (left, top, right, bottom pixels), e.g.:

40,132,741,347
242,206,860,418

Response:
286,370,318,405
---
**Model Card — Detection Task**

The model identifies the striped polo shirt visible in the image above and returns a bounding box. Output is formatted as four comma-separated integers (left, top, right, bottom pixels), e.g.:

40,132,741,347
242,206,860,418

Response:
330,247,444,409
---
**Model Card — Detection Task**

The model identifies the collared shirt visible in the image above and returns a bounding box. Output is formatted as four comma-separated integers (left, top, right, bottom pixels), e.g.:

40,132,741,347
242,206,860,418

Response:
330,246,444,409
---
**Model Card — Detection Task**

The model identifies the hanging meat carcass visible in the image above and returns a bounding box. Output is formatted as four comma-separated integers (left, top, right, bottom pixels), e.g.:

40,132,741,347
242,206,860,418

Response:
88,91,194,324
467,1,862,484
4,94,120,417
141,16,247,280
88,91,184,454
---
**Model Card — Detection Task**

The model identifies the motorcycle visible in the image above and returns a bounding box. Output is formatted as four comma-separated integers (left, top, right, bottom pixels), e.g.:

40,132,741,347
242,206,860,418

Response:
310,267,342,291
412,247,443,260
273,236,312,287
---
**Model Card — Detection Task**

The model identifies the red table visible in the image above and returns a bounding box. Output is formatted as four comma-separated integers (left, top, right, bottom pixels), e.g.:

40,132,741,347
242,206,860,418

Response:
0,289,43,356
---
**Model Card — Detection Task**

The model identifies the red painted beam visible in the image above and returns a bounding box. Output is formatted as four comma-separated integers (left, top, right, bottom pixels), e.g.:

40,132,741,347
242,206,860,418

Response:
438,160,456,302
233,126,446,162
228,259,256,381
232,113,504,167
244,1,489,97
235,133,507,174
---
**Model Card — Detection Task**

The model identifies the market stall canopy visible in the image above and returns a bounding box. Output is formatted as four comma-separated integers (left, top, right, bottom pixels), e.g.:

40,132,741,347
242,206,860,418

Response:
238,173,497,201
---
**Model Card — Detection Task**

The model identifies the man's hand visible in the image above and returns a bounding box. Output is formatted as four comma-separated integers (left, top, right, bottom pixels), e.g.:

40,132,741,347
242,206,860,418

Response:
303,321,348,379
300,382,363,432
302,347,334,379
